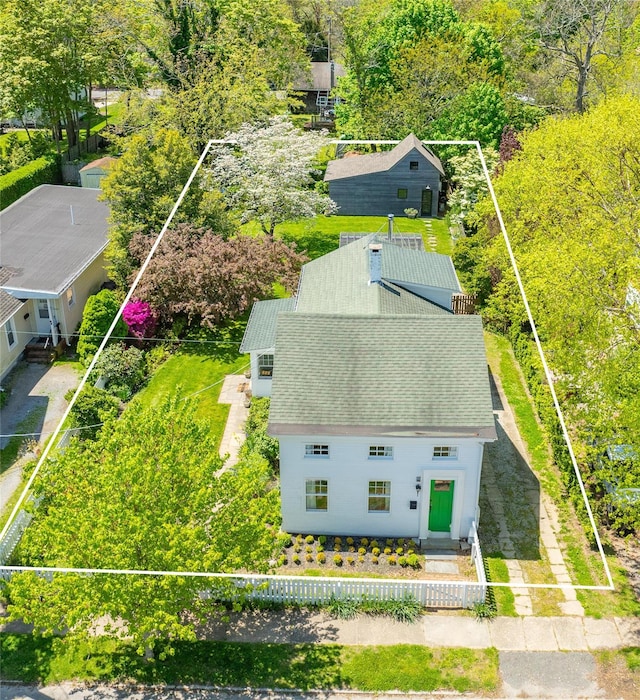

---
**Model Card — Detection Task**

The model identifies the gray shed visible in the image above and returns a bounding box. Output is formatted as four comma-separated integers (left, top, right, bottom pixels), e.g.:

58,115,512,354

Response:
79,156,117,189
324,134,444,217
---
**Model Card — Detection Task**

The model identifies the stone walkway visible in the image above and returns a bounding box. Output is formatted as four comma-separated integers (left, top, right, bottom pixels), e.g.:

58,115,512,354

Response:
481,370,584,616
217,374,250,470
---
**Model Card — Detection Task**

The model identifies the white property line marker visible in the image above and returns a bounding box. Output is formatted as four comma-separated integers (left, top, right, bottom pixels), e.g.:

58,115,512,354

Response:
0,138,615,592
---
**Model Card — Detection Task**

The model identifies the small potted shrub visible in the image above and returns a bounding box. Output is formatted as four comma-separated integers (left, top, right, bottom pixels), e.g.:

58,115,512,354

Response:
305,545,313,553
335,536,342,545
370,540,379,549
404,207,419,219
292,554,301,564
396,547,404,555
388,555,397,566
306,553,313,562
372,556,379,565
384,547,392,555
318,535,327,545
358,547,366,556
333,554,343,566
347,556,355,565
372,547,381,557
317,552,326,564
361,538,369,547
346,536,354,545
305,534,315,544
398,556,407,567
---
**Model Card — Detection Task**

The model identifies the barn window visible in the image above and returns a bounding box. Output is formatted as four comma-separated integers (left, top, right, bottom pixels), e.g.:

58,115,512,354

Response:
409,161,419,170
397,188,408,199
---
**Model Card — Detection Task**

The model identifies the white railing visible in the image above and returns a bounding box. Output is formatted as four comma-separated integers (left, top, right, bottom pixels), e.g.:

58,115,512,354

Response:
0,498,35,565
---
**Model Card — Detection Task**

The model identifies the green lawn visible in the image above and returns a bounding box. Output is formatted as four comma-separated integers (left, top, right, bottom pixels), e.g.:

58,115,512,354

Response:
133,323,248,449
483,332,640,617
242,215,451,260
0,634,499,692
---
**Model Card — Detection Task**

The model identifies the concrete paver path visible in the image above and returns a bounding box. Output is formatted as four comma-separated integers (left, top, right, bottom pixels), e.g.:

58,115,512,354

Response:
217,375,249,471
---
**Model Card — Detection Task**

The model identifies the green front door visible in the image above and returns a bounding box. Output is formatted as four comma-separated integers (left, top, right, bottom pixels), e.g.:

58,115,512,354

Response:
428,480,454,532
421,188,433,216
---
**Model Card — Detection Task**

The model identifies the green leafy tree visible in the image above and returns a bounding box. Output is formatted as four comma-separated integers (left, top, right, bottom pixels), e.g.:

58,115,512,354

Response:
6,394,285,658
76,290,127,366
67,385,120,440
335,0,508,139
100,129,233,288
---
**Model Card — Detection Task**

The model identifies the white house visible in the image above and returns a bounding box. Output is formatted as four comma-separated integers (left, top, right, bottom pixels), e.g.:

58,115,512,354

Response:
240,235,497,542
0,185,109,380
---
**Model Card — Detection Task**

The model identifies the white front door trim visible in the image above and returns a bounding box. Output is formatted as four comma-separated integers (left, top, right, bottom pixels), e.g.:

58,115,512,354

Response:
419,468,465,540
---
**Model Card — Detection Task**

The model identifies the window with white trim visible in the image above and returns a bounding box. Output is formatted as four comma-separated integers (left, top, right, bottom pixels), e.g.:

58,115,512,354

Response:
305,444,329,457
368,445,393,459
5,318,17,349
368,480,391,512
433,446,458,459
258,353,274,378
305,479,328,511
66,286,75,307
37,300,49,319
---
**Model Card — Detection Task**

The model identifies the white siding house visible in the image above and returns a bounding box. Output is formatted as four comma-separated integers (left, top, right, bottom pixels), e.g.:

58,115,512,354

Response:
240,235,497,543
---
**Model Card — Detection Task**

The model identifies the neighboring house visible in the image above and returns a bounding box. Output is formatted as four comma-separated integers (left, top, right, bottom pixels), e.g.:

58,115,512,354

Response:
292,61,346,114
0,185,109,380
324,134,445,217
240,235,496,542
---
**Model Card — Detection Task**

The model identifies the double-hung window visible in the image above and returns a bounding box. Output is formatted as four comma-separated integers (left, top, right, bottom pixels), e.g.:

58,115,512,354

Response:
305,479,328,511
368,480,391,512
397,188,408,199
258,353,274,377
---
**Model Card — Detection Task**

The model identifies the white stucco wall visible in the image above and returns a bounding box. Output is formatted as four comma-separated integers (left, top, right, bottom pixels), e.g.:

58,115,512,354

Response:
249,348,275,398
279,434,487,539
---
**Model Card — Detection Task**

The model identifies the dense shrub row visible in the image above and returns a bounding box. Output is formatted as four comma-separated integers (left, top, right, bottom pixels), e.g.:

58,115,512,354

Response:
241,397,279,472
0,156,60,210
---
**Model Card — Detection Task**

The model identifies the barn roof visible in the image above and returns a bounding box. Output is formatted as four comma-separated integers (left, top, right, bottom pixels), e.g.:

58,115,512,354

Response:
325,134,445,181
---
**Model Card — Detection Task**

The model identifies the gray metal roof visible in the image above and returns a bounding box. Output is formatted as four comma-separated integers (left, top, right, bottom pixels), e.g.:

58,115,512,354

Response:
269,314,496,438
293,61,347,91
325,134,445,181
0,185,109,296
240,297,296,352
295,234,459,314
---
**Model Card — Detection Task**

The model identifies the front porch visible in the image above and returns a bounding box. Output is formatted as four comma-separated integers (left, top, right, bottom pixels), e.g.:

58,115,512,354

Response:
23,336,67,364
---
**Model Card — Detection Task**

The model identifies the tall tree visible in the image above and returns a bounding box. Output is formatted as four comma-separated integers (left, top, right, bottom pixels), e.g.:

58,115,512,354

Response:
0,0,116,149
100,129,233,288
524,0,637,112
5,395,284,658
208,116,336,237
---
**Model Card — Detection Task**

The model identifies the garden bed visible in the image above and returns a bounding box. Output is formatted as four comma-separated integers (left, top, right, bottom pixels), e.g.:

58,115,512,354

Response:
276,534,476,581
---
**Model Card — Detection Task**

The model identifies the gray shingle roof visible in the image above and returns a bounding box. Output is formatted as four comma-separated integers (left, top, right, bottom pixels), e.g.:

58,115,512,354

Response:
0,288,24,326
295,234,459,314
269,314,496,438
325,134,445,181
240,297,296,352
0,185,109,296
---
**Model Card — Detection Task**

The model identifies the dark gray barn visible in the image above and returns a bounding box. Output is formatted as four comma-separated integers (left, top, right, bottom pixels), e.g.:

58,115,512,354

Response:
324,134,444,217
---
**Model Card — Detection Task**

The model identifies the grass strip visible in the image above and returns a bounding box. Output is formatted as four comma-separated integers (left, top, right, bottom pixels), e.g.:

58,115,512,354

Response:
0,635,499,692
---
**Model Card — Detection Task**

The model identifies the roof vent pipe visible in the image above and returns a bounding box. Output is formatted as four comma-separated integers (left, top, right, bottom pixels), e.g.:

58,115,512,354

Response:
387,213,394,241
369,243,382,285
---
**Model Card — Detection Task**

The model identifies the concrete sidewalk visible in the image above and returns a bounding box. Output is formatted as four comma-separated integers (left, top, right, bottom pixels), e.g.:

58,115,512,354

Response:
196,609,639,651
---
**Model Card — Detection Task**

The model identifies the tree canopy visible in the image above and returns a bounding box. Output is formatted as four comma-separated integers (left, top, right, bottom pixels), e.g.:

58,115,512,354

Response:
208,117,337,237
6,394,284,658
130,224,307,327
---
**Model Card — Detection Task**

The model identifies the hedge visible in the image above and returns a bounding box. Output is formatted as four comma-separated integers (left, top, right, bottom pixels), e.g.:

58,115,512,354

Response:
0,156,61,210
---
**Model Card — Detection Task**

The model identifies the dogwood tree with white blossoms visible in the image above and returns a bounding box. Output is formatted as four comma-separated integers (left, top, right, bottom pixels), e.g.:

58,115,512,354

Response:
448,146,499,231
208,116,337,237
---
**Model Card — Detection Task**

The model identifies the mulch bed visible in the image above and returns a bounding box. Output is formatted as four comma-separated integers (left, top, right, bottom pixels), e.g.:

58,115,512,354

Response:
275,534,476,581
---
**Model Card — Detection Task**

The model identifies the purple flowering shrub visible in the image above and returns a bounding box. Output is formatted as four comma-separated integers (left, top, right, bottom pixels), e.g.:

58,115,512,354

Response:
122,299,157,338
